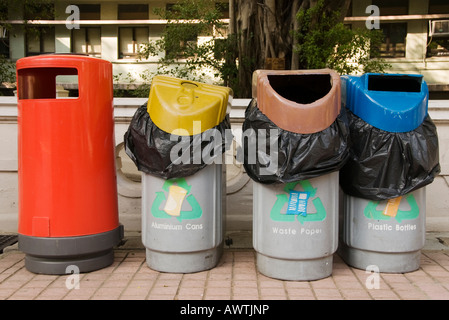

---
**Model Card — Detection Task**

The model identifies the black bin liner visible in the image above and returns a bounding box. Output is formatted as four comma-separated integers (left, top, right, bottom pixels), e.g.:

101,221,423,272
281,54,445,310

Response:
242,99,350,184
124,103,232,179
339,109,441,201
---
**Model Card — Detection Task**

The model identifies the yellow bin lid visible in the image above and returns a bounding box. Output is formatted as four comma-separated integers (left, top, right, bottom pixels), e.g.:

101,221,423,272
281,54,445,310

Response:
148,76,232,136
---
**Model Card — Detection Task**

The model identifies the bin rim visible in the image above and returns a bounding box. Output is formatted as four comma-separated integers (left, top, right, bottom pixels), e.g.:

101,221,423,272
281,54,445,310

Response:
341,73,428,132
252,68,341,134
16,53,110,70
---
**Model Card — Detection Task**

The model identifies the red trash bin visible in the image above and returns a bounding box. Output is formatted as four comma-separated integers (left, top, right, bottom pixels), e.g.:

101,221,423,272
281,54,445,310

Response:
16,54,123,274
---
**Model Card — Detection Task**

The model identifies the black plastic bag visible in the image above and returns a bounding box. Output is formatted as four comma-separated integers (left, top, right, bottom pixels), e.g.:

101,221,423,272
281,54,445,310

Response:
124,103,232,179
242,99,350,184
339,109,440,201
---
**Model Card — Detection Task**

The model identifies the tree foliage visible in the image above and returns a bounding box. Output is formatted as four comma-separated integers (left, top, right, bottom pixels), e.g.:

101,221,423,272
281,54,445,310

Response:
136,0,391,98
294,0,390,74
0,0,55,88
139,0,238,93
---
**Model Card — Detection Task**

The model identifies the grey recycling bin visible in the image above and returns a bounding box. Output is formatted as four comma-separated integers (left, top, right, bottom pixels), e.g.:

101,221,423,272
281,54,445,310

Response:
244,69,349,280
142,164,225,273
124,76,232,273
339,73,440,273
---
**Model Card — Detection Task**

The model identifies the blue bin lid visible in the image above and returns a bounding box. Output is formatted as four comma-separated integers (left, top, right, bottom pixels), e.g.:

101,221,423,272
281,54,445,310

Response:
341,73,428,132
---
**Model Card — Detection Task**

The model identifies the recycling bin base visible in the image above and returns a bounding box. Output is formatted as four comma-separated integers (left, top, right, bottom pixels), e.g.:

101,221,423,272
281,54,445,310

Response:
338,243,421,273
253,172,338,281
142,164,225,274
257,253,333,281
146,245,223,273
339,188,425,273
18,225,124,275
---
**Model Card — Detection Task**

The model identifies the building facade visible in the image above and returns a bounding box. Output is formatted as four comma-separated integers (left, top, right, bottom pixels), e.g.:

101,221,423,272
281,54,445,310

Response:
1,0,229,92
1,0,448,97
347,0,449,98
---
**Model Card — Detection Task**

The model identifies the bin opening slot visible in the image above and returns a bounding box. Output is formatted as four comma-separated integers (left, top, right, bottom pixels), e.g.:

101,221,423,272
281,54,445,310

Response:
18,67,79,100
267,74,332,104
367,75,422,93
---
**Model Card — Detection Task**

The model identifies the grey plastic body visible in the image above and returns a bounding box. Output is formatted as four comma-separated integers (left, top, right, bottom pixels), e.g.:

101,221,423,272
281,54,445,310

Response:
339,188,426,273
142,164,225,273
253,171,339,281
18,225,124,275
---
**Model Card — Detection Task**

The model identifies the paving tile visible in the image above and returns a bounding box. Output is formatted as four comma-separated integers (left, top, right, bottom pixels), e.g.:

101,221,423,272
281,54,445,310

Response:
7,287,43,300
394,289,429,300
310,278,338,289
122,286,152,298
90,287,124,300
205,286,231,297
286,288,315,300
313,288,343,300
232,286,259,296
1,245,449,300
0,288,16,299
35,287,69,300
176,286,205,299
340,288,372,300
366,289,400,300
147,293,176,300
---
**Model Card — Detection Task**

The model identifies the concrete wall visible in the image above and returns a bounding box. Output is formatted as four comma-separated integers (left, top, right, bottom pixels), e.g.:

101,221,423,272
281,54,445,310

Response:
0,97,448,235
0,97,254,235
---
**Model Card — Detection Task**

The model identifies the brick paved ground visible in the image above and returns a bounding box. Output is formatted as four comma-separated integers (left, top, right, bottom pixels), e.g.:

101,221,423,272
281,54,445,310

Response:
1,243,449,300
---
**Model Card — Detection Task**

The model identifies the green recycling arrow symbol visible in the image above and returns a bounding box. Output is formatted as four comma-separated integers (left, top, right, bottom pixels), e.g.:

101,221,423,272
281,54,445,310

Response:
363,194,419,223
270,180,326,224
151,178,202,222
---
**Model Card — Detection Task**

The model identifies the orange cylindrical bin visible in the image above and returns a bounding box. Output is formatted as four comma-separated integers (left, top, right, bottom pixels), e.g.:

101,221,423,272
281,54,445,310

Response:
17,54,123,274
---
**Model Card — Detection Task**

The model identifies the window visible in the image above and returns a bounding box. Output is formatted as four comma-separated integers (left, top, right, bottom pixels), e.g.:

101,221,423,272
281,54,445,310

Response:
427,0,449,57
164,3,199,60
119,27,149,59
378,23,407,58
71,4,101,57
214,2,229,37
72,28,101,57
429,0,449,14
118,4,149,59
118,4,148,20
164,24,198,60
26,27,55,56
0,2,8,58
78,4,101,20
24,1,55,56
24,1,54,20
0,26,9,58
372,0,409,15
216,2,229,19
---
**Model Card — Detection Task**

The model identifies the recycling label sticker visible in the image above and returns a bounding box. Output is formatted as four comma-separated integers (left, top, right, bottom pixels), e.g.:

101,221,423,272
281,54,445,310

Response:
270,180,326,224
286,191,310,216
363,194,419,223
151,178,202,222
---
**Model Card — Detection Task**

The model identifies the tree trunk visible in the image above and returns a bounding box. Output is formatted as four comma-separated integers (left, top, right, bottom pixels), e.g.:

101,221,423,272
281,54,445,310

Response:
231,0,351,98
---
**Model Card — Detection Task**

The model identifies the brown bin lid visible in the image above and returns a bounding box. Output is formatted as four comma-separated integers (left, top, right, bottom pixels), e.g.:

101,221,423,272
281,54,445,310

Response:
252,69,341,134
